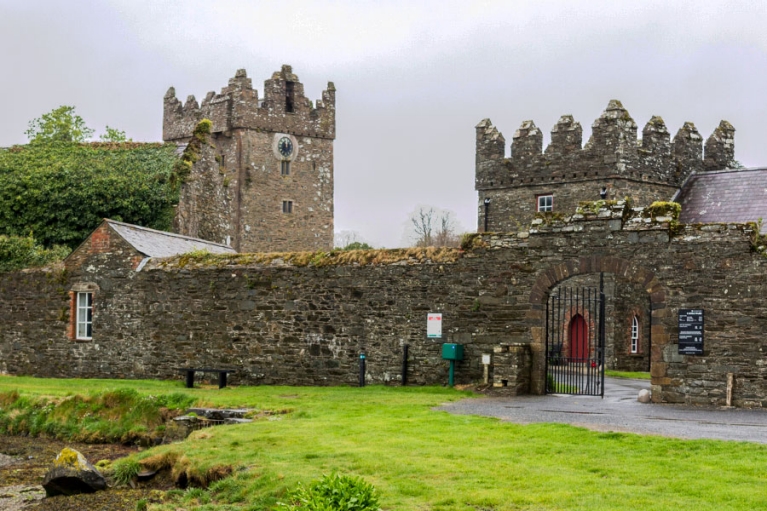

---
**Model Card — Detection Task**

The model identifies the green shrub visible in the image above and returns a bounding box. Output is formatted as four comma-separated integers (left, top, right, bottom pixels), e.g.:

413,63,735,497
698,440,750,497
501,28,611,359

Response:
0,234,70,272
279,473,381,511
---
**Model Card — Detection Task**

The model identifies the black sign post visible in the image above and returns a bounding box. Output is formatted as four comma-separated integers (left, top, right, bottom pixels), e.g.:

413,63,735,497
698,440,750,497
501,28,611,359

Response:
678,309,704,355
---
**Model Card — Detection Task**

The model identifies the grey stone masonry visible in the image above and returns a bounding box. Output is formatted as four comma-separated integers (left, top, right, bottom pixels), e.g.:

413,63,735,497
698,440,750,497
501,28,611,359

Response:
166,65,335,253
2,201,766,407
476,100,738,231
163,65,335,142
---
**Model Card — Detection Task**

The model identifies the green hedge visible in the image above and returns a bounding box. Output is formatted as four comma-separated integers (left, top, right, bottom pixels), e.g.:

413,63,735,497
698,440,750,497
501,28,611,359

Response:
0,141,180,249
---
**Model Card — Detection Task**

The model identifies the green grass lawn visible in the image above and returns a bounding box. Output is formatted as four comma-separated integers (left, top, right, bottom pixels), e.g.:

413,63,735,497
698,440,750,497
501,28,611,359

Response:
604,370,651,380
1,375,766,510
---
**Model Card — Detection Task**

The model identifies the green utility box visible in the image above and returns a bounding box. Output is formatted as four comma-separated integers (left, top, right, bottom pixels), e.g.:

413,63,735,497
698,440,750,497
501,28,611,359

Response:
441,343,464,361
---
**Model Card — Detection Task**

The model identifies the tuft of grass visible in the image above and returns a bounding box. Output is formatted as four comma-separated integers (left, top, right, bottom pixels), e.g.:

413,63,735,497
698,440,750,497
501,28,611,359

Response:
113,458,141,486
278,473,380,511
167,246,463,270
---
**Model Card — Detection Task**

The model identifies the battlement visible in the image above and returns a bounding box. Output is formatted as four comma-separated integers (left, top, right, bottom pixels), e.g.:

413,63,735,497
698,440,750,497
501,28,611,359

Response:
163,65,336,142
476,100,736,191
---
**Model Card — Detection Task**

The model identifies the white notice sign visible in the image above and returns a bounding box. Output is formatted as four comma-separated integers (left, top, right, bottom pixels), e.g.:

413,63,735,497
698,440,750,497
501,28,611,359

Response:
427,313,443,338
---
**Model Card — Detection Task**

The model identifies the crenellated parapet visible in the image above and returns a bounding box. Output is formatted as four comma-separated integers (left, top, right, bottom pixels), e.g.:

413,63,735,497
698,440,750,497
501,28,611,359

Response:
704,120,736,171
163,65,336,142
475,100,737,191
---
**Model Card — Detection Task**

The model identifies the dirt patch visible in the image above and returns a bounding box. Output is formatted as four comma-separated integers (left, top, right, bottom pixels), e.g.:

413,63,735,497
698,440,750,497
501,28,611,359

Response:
0,436,171,511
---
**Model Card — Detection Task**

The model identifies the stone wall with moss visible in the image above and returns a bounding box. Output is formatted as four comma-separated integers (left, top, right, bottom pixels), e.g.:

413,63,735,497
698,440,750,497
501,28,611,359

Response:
2,203,767,407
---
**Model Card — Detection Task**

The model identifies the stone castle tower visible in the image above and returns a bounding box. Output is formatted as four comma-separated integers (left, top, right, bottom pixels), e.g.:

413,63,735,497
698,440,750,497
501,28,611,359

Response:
163,65,336,252
476,100,736,231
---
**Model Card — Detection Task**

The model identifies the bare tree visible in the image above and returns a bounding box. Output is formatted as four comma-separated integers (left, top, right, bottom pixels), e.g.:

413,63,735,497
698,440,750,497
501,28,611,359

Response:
406,206,462,247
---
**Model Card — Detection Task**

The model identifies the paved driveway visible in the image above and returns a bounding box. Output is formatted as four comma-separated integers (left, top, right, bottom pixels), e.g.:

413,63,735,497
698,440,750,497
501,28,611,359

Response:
439,377,767,443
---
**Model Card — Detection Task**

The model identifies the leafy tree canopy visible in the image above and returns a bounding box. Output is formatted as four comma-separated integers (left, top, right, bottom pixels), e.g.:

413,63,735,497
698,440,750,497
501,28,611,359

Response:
100,126,131,143
0,141,181,249
25,105,95,144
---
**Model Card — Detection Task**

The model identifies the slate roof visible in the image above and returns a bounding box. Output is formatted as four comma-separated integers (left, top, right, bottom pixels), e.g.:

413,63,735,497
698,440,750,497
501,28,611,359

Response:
677,168,767,234
106,219,236,258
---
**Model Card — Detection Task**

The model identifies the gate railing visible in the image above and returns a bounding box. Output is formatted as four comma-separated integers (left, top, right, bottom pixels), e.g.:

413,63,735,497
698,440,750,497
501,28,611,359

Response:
545,273,606,397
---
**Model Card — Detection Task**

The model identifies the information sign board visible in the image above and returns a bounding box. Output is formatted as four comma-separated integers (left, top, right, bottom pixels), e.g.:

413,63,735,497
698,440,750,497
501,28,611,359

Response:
427,313,443,338
678,309,704,355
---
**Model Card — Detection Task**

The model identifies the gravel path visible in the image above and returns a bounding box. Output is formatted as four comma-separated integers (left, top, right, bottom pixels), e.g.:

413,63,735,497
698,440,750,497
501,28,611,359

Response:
440,377,767,443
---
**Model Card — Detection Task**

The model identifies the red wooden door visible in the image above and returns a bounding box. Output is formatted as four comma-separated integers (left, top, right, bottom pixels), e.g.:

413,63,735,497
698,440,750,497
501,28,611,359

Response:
569,314,588,361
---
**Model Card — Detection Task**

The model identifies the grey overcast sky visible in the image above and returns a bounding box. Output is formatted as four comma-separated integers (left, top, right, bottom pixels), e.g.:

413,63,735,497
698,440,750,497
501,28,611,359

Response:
2,1,766,247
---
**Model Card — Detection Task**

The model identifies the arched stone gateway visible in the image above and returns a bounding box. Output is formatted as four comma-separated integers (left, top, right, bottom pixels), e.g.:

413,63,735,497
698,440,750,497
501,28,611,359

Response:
527,256,670,400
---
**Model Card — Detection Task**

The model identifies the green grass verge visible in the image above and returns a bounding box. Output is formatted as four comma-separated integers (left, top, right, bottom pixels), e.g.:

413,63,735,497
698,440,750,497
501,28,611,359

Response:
604,370,652,380
0,382,194,444
1,375,766,510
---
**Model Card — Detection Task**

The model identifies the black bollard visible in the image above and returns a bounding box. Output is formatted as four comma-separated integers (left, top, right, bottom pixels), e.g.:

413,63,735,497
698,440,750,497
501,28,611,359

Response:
402,344,409,386
359,353,366,387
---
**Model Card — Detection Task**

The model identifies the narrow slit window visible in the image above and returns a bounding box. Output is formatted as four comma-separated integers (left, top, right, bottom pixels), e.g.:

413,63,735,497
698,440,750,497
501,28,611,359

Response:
537,194,553,212
281,161,291,176
76,292,93,340
219,154,225,169
285,81,295,113
631,315,639,353
282,200,293,214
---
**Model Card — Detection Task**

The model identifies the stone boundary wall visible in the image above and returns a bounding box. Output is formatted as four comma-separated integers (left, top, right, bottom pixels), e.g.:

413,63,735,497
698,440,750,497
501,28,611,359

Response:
1,203,766,406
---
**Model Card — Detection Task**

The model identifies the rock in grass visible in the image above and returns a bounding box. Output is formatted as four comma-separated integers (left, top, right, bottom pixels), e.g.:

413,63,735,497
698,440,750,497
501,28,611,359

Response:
42,448,107,497
638,389,652,403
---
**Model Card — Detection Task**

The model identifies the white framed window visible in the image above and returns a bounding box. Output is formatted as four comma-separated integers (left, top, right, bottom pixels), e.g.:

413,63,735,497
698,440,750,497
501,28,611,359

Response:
537,194,553,212
77,292,93,340
282,200,293,214
631,315,639,354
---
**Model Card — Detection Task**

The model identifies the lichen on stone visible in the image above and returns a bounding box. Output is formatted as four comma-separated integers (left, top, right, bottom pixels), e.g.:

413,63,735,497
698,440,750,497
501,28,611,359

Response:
643,201,681,221
54,448,85,469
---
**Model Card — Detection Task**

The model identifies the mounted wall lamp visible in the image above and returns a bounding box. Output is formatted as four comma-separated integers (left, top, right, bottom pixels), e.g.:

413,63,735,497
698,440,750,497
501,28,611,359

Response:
483,198,491,232
599,187,608,199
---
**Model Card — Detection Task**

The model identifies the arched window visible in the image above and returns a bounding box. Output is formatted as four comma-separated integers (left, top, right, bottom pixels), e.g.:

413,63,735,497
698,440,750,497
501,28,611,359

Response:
630,315,639,354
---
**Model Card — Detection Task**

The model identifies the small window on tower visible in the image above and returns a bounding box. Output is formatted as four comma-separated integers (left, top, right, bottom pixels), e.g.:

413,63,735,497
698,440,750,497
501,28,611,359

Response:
219,154,225,169
537,194,553,212
281,161,291,176
282,200,293,214
285,81,295,113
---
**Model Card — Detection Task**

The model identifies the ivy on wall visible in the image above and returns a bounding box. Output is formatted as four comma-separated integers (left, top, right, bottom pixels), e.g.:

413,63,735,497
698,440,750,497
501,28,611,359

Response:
0,142,181,249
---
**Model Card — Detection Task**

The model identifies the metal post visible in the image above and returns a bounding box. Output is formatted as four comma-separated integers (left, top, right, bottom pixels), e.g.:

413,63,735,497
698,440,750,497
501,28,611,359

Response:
449,360,455,387
545,296,550,393
647,293,653,373
402,344,409,386
599,273,606,398
359,354,366,387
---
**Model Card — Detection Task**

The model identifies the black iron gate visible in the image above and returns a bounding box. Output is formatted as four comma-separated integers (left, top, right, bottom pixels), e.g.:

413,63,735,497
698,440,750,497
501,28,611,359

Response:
545,273,606,397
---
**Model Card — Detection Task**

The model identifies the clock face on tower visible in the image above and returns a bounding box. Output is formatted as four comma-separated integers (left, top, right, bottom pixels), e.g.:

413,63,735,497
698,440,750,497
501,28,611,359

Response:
278,137,293,158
